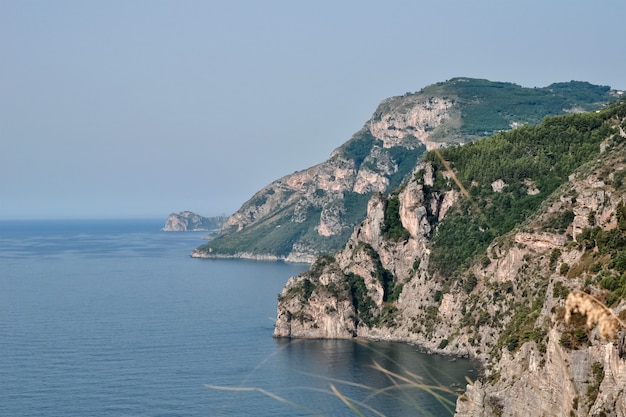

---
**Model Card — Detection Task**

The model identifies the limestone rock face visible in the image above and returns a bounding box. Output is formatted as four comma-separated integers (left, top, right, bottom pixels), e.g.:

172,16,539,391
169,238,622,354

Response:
274,162,458,342
368,96,457,149
164,213,189,231
274,270,359,339
491,179,507,193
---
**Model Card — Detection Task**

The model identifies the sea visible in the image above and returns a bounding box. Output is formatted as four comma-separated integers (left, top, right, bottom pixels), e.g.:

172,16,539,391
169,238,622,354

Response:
0,219,477,417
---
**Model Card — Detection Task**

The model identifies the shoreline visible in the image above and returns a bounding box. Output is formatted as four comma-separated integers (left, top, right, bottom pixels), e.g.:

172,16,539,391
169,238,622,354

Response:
190,249,316,264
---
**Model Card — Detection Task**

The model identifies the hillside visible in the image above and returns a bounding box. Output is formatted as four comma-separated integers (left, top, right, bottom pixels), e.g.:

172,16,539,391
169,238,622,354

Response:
274,99,626,416
192,78,617,262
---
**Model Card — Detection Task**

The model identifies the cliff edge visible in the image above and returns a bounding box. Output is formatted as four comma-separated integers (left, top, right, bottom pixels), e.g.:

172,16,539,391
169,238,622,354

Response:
274,100,626,416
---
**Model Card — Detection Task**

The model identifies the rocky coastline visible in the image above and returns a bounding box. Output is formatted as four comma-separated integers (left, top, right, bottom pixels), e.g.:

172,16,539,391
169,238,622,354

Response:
273,101,626,416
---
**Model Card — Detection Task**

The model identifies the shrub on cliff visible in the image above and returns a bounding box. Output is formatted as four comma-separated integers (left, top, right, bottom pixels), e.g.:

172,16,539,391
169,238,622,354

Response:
428,100,626,278
382,194,409,241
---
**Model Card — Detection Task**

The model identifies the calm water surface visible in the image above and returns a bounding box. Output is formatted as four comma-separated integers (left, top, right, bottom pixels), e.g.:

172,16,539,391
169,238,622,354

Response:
0,220,477,416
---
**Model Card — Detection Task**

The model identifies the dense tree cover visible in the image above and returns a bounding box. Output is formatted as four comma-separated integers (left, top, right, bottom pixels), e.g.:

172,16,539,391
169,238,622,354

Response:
419,78,613,137
437,111,612,188
547,81,612,103
427,100,626,279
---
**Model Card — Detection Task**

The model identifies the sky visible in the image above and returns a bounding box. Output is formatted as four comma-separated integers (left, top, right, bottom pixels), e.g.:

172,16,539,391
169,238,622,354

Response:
1,0,625,220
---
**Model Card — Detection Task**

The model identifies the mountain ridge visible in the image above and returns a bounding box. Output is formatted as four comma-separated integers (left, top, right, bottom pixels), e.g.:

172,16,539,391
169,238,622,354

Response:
193,78,619,262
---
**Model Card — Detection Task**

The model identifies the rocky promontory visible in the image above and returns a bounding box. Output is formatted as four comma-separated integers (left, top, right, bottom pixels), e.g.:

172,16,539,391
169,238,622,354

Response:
163,211,226,232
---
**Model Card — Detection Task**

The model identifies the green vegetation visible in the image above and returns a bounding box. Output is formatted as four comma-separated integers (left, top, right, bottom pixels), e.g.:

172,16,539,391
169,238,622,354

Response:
565,201,626,306
587,362,605,406
360,243,403,302
549,248,562,270
560,325,589,350
428,101,625,278
386,145,427,190
200,140,422,258
463,274,478,294
341,191,372,227
382,193,410,241
197,204,324,257
346,272,377,327
297,242,405,329
572,219,626,306
308,255,336,278
302,278,315,301
419,78,613,137
340,130,381,168
543,210,575,234
494,299,545,354
553,281,570,299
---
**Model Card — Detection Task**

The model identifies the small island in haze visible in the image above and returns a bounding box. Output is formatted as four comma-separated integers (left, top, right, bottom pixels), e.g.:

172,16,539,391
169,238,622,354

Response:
162,211,226,233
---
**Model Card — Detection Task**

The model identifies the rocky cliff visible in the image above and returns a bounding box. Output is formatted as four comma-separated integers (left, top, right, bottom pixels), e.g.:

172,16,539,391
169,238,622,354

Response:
274,100,626,416
162,211,226,232
193,78,617,262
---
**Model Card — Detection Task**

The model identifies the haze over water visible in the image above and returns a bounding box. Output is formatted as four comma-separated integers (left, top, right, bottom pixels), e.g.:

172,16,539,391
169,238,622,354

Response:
0,219,477,416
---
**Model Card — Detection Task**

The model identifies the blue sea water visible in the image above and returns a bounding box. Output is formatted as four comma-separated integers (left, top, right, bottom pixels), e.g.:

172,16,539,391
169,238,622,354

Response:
0,219,477,416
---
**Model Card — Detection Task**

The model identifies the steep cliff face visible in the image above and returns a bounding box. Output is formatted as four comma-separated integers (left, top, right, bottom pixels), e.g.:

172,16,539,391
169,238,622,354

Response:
193,79,617,261
455,153,626,416
274,175,446,339
274,101,626,416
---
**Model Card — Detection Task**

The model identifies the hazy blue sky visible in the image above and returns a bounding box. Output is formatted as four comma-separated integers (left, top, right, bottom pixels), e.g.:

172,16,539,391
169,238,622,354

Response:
2,0,625,219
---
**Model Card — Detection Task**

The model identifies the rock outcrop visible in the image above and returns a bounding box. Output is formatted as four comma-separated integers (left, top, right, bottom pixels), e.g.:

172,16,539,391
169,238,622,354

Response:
274,100,626,416
194,79,617,261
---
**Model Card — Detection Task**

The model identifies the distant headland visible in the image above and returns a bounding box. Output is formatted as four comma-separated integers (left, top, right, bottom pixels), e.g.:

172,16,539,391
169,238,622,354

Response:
162,211,226,233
